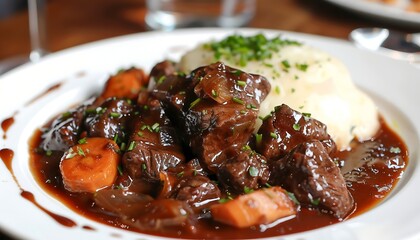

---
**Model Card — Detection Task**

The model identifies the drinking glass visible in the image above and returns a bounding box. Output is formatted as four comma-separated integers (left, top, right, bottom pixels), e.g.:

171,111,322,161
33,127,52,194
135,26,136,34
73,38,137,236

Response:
145,0,256,31
0,0,47,75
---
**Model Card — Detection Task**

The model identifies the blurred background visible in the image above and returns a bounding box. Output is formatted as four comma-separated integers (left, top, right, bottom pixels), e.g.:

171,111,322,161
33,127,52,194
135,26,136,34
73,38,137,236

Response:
0,0,419,63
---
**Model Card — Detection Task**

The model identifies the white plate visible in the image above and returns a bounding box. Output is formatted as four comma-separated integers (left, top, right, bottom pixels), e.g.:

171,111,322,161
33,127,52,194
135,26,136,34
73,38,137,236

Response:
0,28,419,240
325,0,420,26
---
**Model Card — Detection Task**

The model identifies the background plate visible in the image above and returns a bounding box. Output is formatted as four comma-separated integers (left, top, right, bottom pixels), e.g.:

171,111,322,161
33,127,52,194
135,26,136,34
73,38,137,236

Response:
325,0,420,26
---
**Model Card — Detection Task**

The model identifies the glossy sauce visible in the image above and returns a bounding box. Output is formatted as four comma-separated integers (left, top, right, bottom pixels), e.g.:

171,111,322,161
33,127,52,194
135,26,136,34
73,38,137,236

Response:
25,82,62,106
1,117,14,139
28,117,408,239
0,148,77,229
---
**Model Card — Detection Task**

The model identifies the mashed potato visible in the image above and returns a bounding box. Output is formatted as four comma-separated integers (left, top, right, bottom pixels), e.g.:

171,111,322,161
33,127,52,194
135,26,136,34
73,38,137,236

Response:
179,35,379,150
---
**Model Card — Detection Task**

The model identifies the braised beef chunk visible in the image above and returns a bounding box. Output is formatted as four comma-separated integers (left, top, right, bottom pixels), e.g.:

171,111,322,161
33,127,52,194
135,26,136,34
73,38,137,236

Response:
122,96,185,182
40,102,89,152
270,140,354,219
149,60,177,84
192,62,271,105
218,147,270,194
257,104,336,161
171,175,221,208
183,62,271,172
84,98,134,140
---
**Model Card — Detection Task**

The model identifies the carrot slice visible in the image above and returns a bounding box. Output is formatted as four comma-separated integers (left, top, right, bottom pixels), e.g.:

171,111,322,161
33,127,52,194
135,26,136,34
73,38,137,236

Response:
59,137,120,193
210,186,296,228
100,67,148,99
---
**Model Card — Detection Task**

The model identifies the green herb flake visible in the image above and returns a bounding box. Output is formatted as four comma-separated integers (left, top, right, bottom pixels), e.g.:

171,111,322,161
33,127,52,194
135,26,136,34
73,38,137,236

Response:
281,60,291,69
270,132,277,139
246,103,257,110
263,62,274,68
248,166,259,177
109,112,121,118
120,142,126,152
141,163,147,171
265,183,272,188
286,191,300,205
296,63,308,72
242,145,252,151
237,80,247,87
176,171,185,178
293,123,301,131
244,186,254,194
390,147,401,154
117,165,123,176
311,198,320,206
302,112,311,118
189,98,201,109
274,86,280,95
232,97,244,105
291,88,296,93
137,131,143,137
218,198,231,203
255,133,263,147
62,111,72,119
157,75,166,84
78,137,87,144
151,122,160,132
127,141,136,151
76,146,85,157
211,89,218,98
45,150,53,157
205,34,301,66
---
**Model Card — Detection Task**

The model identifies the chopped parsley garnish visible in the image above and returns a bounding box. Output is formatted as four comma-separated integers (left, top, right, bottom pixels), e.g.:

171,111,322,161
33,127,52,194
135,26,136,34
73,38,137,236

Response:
127,141,136,151
62,111,72,119
242,145,252,151
117,165,123,176
109,112,121,118
211,89,218,98
45,150,52,157
76,147,85,157
293,123,301,131
295,63,308,72
255,133,263,147
246,103,257,110
189,98,201,109
274,86,280,95
78,137,87,144
281,60,291,69
205,34,301,66
286,191,300,205
236,80,247,87
270,132,277,139
311,198,320,206
232,97,244,105
176,171,185,178
141,163,147,171
151,123,160,132
244,186,254,194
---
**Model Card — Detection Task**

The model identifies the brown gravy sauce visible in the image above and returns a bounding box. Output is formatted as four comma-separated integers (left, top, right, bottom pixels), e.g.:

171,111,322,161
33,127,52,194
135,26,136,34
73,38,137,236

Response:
25,82,62,107
0,148,77,228
1,116,15,140
27,117,408,239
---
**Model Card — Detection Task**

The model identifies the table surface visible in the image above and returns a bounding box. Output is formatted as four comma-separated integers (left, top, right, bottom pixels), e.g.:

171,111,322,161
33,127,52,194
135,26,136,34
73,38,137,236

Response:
0,0,419,239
